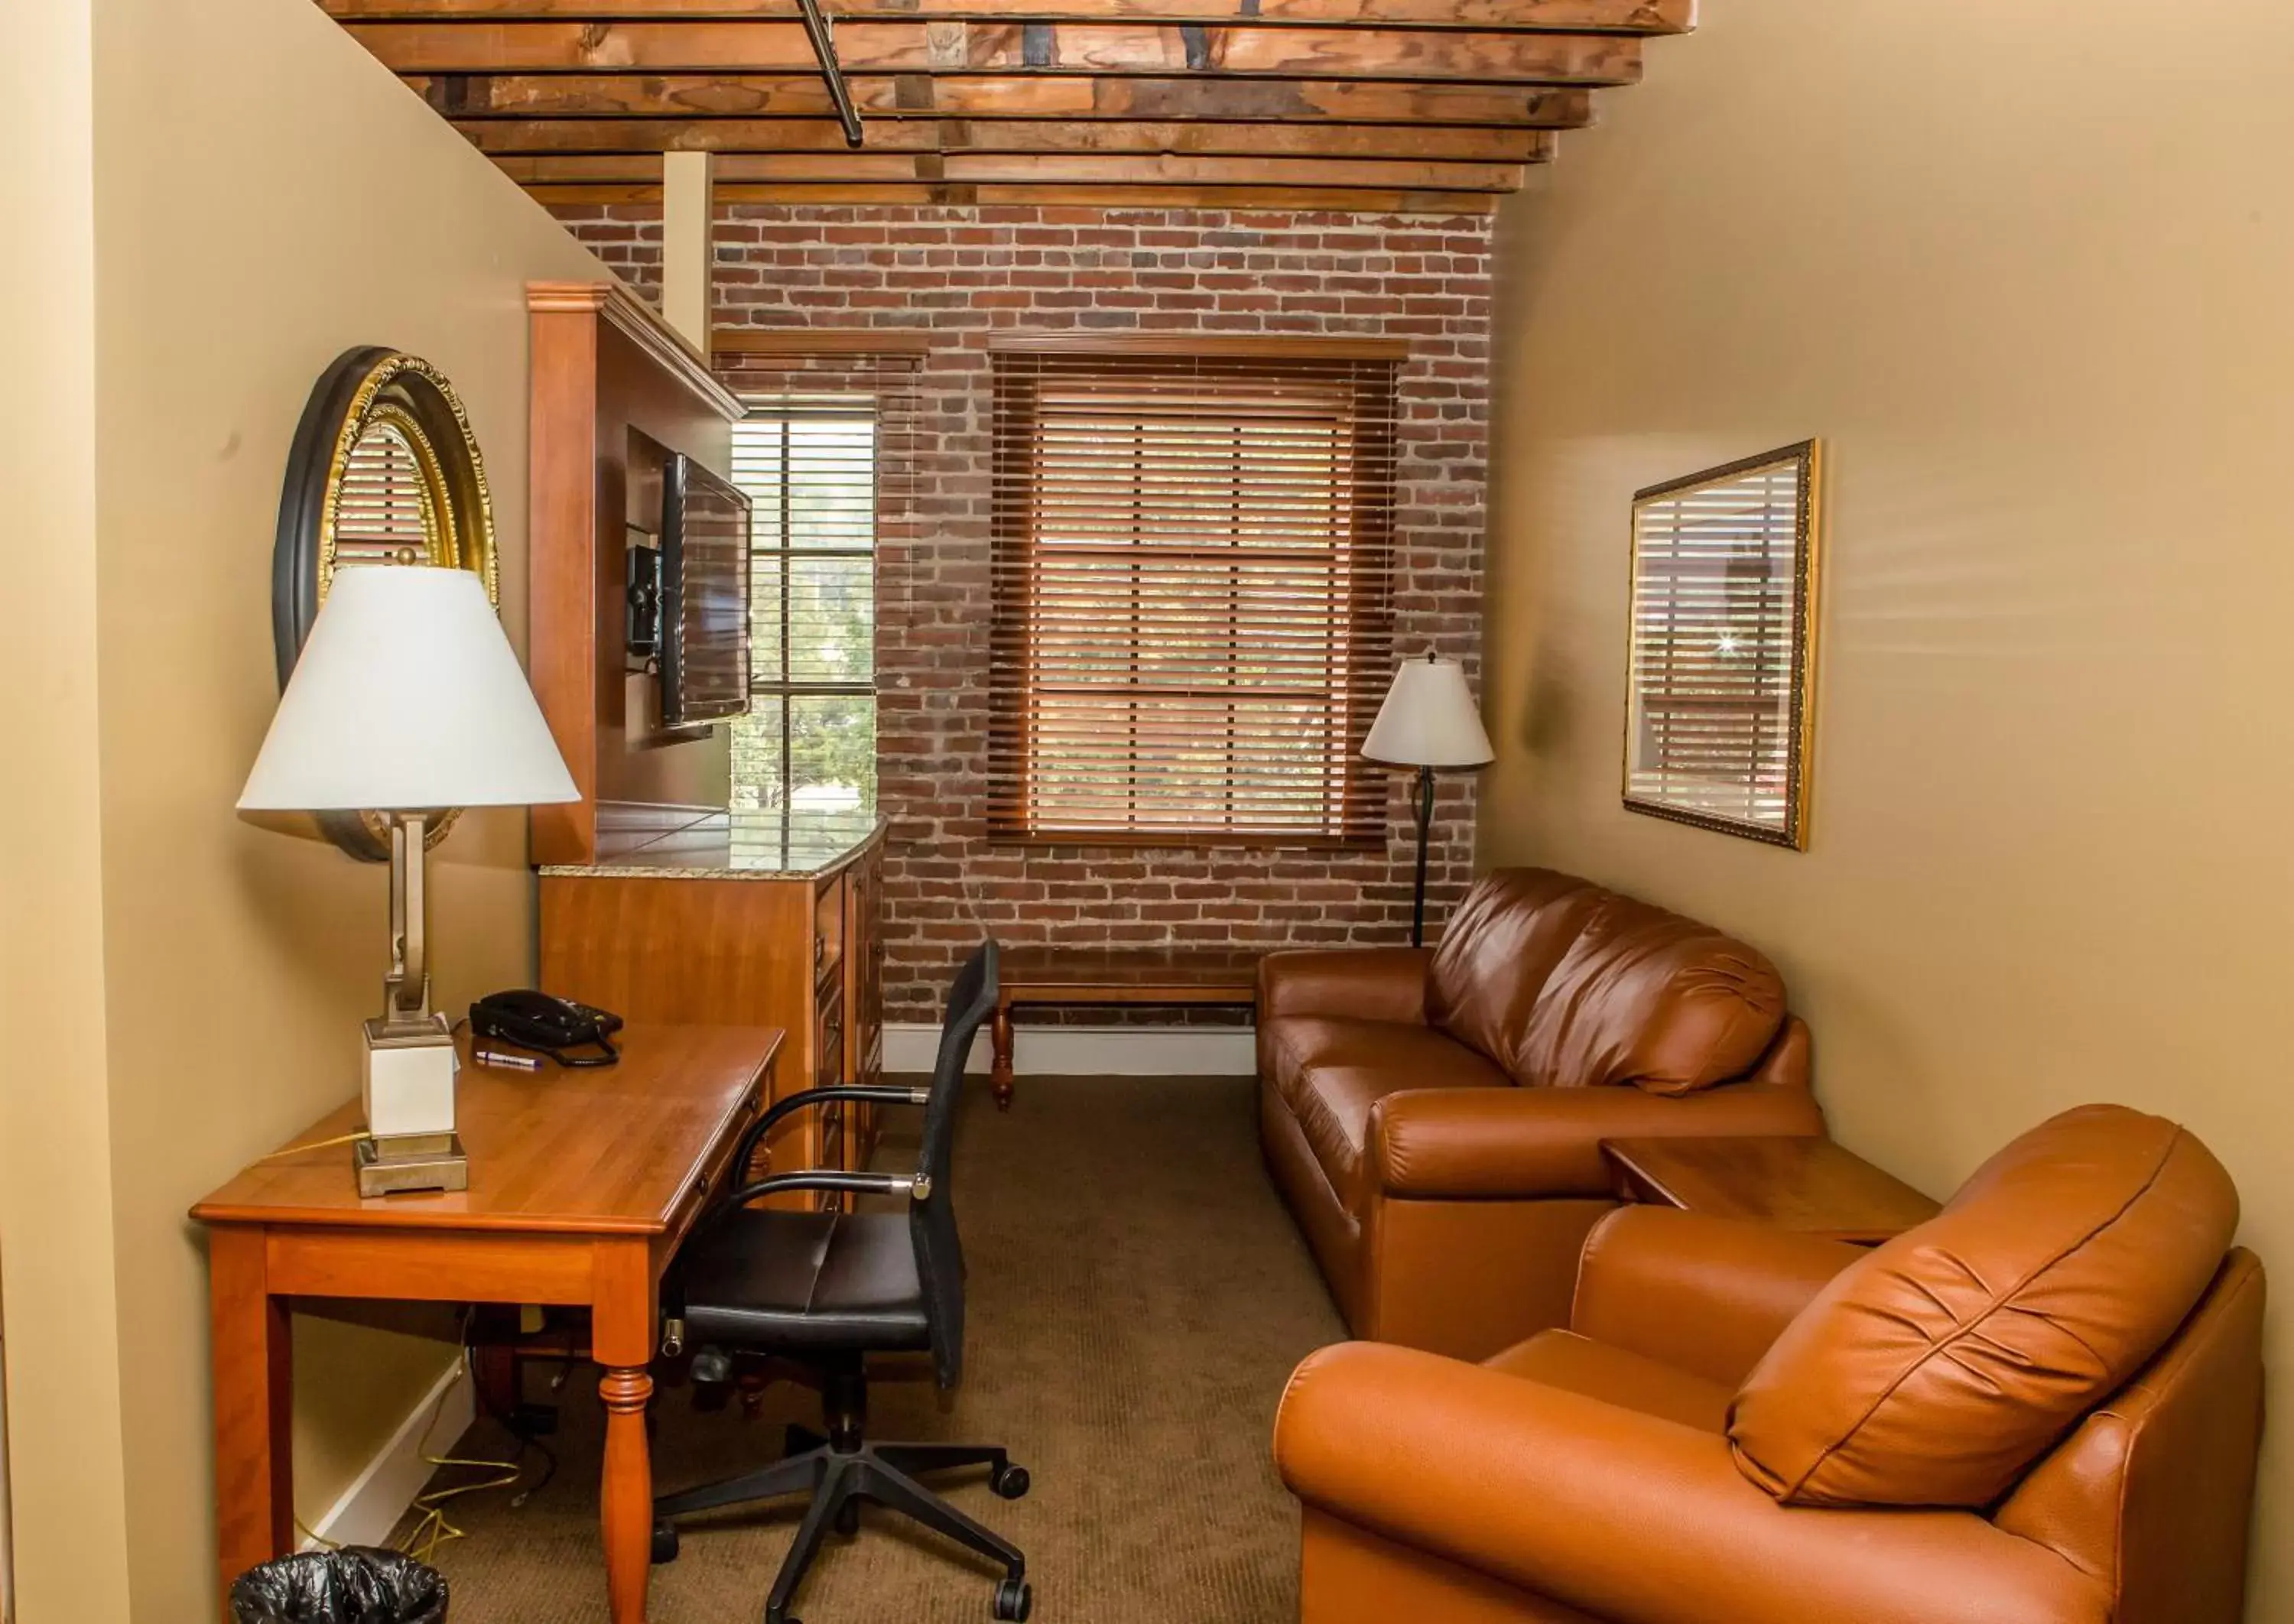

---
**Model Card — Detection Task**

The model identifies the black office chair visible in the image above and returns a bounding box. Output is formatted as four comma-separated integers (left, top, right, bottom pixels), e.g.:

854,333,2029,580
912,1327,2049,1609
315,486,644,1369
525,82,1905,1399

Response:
651,941,1030,1623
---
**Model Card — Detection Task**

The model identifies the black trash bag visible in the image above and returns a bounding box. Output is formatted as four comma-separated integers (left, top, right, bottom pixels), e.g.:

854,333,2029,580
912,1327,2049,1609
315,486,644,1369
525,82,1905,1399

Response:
229,1548,448,1624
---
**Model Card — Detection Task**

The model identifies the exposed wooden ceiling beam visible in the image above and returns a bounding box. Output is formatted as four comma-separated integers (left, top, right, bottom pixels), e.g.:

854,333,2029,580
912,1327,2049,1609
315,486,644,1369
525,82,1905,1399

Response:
323,0,1693,32
494,149,1526,189
346,21,1642,85
526,180,1506,212
455,116,1555,162
418,72,1595,127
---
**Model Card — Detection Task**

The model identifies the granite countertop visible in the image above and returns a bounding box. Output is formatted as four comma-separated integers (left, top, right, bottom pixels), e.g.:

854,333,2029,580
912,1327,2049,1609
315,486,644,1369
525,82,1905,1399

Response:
540,804,883,880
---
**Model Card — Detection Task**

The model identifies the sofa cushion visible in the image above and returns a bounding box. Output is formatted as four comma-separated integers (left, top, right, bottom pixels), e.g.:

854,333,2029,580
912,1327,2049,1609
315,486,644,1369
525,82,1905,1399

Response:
1427,870,1604,1068
1487,1329,1733,1435
1729,1104,2239,1509
1513,892,1785,1093
1268,1018,1509,1207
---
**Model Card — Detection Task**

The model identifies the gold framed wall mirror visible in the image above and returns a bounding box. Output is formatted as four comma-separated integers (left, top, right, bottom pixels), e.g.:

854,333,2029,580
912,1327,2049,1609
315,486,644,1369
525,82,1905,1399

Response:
272,347,500,860
1623,440,1822,849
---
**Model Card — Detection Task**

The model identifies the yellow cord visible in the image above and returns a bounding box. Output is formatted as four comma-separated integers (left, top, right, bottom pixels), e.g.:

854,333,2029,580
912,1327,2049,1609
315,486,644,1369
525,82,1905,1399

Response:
259,1132,369,1162
394,1368,522,1567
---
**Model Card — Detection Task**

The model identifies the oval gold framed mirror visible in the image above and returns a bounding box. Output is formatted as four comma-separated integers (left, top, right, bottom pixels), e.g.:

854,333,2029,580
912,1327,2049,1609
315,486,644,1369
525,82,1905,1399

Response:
273,347,500,861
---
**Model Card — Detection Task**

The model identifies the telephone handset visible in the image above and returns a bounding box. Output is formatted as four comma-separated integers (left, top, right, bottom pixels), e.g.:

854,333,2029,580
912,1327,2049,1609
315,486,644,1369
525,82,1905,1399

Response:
470,990,624,1067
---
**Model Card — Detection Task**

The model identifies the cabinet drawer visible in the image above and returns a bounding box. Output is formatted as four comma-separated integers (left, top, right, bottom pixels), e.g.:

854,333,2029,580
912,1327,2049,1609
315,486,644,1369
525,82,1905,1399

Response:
816,989,846,1091
813,876,845,992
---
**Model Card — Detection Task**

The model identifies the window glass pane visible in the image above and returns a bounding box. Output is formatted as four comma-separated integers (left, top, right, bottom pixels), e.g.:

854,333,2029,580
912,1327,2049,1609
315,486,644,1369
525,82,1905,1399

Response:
785,417,875,551
730,695,785,813
790,694,876,814
788,555,874,685
748,554,785,687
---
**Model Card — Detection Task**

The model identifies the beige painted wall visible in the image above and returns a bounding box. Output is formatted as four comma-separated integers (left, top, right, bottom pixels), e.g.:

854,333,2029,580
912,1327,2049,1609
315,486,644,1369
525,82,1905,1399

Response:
0,1,137,1617
2,0,603,1615
1484,0,2293,1613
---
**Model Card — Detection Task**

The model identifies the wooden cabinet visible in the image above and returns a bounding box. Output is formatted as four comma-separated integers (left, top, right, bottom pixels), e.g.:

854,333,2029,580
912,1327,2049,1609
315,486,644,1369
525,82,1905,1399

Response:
539,812,888,1200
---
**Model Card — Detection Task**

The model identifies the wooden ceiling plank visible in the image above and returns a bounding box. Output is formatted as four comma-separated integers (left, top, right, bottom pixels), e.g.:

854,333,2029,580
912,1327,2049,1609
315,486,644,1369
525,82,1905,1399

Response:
496,149,1523,188
349,21,1642,85
525,180,1504,213
454,114,1550,161
325,0,1693,33
415,71,1594,127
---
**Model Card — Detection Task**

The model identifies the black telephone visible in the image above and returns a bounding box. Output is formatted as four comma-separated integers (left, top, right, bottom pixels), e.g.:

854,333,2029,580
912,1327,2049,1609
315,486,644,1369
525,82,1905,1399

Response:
470,990,624,1067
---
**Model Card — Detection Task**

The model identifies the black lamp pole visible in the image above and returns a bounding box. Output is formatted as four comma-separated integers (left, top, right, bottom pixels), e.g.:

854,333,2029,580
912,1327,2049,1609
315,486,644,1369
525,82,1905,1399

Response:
1409,762,1437,947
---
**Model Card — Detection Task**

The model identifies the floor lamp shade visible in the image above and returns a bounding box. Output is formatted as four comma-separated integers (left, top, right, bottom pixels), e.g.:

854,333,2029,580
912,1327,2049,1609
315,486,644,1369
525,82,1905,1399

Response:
238,564,577,813
1363,654,1493,949
1363,654,1494,769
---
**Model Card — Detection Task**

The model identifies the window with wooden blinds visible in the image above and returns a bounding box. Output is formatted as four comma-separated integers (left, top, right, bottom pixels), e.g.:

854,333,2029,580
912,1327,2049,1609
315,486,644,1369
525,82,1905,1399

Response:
713,337,922,831
1624,440,1821,849
988,338,1402,845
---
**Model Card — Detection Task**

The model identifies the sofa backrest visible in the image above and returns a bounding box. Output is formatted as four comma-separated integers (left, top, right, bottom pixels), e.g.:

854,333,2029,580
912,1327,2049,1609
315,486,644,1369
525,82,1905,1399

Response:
1428,869,1788,1093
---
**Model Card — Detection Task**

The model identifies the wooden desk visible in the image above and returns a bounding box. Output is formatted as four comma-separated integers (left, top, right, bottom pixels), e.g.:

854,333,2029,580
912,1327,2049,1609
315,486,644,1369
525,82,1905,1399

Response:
192,1024,781,1624
990,946,1260,1110
1600,1135,1941,1246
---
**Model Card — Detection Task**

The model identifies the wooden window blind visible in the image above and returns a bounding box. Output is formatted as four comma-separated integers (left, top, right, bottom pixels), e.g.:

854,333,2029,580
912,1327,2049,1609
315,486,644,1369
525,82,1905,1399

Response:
1624,440,1821,849
713,337,921,841
988,338,1402,845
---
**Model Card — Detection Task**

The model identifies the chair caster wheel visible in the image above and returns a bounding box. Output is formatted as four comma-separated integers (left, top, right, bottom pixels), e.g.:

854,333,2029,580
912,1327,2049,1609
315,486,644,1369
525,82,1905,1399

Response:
993,1577,1032,1620
834,1497,860,1536
651,1519,680,1564
990,1463,1031,1500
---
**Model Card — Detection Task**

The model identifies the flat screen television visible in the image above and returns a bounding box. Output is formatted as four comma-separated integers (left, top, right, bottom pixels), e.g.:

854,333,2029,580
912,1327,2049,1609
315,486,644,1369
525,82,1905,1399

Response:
660,452,752,728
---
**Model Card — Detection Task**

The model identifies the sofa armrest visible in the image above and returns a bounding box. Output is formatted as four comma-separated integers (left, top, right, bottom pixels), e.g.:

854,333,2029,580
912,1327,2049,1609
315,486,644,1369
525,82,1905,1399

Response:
1275,1343,2107,1624
1370,1080,1828,1201
1258,948,1432,1026
1571,1207,1861,1388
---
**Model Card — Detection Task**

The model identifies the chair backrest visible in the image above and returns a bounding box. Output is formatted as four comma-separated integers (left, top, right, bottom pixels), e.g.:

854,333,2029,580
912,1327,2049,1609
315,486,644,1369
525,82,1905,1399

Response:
1993,1246,2266,1624
911,939,999,1389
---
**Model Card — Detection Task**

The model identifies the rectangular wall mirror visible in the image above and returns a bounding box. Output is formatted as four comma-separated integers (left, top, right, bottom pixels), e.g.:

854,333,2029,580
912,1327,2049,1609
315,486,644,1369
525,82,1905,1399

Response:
1623,440,1821,849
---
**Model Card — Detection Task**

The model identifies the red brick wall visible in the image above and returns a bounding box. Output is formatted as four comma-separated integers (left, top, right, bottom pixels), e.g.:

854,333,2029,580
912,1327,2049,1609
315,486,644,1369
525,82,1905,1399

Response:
554,203,1492,1025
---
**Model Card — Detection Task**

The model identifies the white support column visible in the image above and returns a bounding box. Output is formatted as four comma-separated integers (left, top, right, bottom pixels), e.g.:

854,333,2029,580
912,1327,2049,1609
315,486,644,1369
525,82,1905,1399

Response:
660,151,715,354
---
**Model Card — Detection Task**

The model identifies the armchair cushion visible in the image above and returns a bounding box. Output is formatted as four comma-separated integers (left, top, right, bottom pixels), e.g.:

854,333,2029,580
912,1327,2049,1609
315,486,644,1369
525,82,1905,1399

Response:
1571,1207,1860,1389
1369,1080,1828,1202
1276,1341,2107,1624
1484,1329,1732,1434
1731,1105,2240,1510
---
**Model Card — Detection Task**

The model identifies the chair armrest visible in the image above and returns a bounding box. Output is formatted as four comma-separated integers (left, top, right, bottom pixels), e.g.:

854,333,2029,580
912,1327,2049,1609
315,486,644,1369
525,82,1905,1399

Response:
1258,948,1431,1026
731,1083,931,1177
1370,1080,1827,1200
1571,1207,1860,1388
1275,1343,2107,1624
717,1170,918,1213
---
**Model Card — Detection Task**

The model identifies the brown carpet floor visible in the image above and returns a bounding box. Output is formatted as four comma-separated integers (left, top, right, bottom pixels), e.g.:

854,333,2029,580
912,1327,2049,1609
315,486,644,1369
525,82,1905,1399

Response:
399,1073,1345,1622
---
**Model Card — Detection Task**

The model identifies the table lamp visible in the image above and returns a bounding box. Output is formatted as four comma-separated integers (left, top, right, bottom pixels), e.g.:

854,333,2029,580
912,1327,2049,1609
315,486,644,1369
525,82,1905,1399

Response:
1363,651,1496,948
238,564,578,1195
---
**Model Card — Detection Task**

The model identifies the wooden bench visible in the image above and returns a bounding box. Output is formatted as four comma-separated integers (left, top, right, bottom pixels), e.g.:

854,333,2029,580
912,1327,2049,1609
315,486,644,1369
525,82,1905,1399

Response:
990,946,1262,1109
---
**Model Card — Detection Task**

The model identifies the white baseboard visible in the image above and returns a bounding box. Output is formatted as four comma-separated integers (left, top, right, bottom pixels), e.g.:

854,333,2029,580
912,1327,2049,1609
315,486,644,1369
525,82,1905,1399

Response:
304,1358,474,1551
884,1021,1256,1077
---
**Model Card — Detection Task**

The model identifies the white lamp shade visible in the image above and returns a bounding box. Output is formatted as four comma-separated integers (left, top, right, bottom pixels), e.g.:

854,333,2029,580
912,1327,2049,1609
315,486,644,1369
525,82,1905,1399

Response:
239,564,579,811
1362,654,1495,768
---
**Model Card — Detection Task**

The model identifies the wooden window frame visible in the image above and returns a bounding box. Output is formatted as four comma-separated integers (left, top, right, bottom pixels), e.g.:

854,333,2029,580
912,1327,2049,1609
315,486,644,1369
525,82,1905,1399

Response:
987,336,1402,848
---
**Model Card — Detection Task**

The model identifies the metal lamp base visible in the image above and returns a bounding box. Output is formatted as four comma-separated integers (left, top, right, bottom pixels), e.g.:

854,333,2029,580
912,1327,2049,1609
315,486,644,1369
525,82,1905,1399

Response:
356,1131,469,1197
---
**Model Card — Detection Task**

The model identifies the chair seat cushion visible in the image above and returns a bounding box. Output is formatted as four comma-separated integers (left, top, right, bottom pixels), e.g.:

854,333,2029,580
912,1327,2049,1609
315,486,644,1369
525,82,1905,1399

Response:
681,1208,931,1353
1268,1018,1509,1207
1487,1330,1733,1435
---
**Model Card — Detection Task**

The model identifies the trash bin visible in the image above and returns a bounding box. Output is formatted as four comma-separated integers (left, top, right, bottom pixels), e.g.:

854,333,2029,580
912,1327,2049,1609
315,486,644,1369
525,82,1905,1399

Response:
229,1548,448,1624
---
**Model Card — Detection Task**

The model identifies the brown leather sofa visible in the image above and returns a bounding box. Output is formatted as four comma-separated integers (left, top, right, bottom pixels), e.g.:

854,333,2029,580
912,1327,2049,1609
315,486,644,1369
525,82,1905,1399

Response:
1259,868,1823,1359
1275,1105,2266,1624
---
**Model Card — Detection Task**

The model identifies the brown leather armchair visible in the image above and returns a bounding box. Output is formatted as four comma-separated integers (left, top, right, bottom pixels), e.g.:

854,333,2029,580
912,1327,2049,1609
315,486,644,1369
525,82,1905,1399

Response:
1259,868,1824,1359
1275,1106,2266,1624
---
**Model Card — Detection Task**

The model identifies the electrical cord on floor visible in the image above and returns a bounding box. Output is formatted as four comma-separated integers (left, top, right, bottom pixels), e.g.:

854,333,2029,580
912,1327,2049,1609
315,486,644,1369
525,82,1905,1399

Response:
460,1314,561,1509
398,1367,523,1568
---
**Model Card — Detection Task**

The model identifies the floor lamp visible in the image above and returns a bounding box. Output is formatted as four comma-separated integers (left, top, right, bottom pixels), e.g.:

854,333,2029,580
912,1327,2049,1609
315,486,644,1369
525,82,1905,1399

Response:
1363,653,1496,947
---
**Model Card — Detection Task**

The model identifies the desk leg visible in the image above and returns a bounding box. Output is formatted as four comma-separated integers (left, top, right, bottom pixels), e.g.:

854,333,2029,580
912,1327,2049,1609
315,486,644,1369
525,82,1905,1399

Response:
595,1241,657,1624
210,1226,293,1608
991,999,1015,1111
